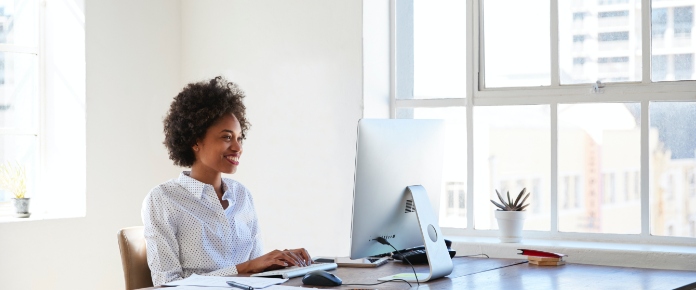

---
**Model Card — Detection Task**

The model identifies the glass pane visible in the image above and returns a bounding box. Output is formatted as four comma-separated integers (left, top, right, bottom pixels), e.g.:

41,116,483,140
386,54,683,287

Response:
652,2,696,82
0,52,38,130
649,101,696,238
0,0,38,46
473,105,550,231
0,134,37,203
412,0,466,99
483,0,550,87
558,103,641,234
559,0,642,84
396,107,467,228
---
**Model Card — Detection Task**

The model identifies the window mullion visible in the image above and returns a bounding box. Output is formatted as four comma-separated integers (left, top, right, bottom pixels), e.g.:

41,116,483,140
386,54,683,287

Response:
476,0,485,92
641,100,650,236
467,0,475,230
550,0,559,87
641,0,651,84
389,0,396,118
551,103,558,233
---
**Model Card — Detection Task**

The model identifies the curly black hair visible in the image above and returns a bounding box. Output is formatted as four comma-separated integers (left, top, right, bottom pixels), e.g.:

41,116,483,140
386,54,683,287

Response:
163,76,250,167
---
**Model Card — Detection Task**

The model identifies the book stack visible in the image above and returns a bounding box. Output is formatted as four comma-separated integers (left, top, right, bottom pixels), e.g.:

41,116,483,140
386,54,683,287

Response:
518,249,567,266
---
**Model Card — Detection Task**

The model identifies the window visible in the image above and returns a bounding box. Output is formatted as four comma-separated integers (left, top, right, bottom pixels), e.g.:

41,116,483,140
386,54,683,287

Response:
392,0,696,244
674,54,693,80
598,11,629,18
598,10,630,27
0,0,39,209
598,31,629,41
674,6,693,37
652,55,668,81
573,12,585,21
599,0,629,5
649,102,696,237
652,8,667,38
597,57,629,63
483,0,549,87
0,0,85,220
573,58,585,66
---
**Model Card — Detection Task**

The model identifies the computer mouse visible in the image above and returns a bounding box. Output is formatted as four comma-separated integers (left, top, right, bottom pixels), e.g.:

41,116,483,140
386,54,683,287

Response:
302,270,343,286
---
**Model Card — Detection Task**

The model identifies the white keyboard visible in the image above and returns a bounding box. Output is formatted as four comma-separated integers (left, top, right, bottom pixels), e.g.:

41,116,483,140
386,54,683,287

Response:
250,262,338,279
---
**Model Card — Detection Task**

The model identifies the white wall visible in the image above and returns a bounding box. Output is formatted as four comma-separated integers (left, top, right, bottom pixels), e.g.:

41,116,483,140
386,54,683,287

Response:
0,0,182,289
181,0,363,257
0,1,364,289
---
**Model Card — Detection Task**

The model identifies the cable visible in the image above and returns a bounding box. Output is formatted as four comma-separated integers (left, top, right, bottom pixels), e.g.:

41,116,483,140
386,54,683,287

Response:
374,237,420,286
457,260,529,277
343,279,412,287
453,253,490,258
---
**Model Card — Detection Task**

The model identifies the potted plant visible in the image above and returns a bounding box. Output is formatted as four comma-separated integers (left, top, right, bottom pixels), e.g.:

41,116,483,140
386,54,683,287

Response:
0,161,30,218
490,188,530,243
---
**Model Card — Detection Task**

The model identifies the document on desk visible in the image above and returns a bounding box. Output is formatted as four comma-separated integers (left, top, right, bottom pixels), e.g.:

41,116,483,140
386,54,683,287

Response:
163,273,288,288
171,286,305,290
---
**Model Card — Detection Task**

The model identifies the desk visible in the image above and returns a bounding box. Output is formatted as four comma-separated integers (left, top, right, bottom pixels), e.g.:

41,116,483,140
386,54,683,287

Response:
138,258,696,290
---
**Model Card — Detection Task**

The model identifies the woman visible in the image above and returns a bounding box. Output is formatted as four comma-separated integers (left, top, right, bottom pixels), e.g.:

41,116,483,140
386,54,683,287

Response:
142,76,312,286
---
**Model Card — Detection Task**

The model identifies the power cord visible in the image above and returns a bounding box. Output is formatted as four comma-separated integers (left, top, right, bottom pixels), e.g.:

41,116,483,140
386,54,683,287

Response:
343,279,412,287
374,237,420,286
454,253,490,258
457,260,528,276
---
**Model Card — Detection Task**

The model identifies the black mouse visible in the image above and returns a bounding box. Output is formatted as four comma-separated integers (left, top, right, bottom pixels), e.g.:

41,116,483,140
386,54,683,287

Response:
302,270,343,286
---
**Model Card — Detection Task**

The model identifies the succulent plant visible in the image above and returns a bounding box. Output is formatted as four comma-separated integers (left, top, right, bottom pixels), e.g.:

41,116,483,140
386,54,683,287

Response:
490,188,530,211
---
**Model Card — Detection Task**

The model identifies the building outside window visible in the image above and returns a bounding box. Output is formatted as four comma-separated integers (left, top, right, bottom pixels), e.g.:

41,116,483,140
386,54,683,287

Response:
674,6,693,37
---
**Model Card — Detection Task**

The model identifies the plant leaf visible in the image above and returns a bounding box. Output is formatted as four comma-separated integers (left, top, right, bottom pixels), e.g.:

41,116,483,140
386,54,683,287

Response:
490,199,506,210
495,189,507,207
518,192,530,209
507,191,512,208
514,188,526,207
519,204,530,211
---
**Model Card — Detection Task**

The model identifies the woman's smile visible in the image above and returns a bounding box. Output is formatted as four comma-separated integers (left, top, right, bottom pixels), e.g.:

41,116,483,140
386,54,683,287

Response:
225,154,240,165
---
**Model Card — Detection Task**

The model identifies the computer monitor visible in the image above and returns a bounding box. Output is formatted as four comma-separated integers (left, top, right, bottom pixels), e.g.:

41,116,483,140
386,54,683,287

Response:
348,119,453,282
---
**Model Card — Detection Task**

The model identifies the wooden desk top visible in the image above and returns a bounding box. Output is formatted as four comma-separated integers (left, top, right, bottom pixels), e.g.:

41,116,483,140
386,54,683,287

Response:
138,258,696,290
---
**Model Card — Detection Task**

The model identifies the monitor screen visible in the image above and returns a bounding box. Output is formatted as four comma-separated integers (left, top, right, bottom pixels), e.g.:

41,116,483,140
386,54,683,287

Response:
349,119,445,259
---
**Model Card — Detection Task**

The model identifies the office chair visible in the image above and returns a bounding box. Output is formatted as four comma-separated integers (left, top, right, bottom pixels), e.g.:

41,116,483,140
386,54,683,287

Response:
117,226,153,290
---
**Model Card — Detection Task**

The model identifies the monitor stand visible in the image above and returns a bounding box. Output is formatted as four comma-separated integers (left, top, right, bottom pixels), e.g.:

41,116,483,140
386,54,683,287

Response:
378,185,454,282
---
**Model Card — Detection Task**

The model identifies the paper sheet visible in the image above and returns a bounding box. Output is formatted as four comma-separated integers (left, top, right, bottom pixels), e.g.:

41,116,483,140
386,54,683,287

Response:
164,273,288,288
169,286,307,290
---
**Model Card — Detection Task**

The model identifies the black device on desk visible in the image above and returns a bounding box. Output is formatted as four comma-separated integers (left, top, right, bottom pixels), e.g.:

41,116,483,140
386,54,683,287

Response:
302,270,343,286
389,239,456,264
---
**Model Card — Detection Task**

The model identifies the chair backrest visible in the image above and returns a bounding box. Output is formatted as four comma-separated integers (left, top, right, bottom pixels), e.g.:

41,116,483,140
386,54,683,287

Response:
117,226,153,290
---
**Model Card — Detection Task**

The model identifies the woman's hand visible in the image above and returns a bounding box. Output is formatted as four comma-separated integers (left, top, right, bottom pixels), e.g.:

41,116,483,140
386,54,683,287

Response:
236,248,313,273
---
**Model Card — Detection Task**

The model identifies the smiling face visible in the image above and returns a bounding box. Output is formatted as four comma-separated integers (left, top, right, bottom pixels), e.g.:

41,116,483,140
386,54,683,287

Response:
192,113,244,175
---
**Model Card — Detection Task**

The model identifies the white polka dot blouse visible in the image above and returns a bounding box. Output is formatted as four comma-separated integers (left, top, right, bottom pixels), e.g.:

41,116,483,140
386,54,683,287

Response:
142,171,263,286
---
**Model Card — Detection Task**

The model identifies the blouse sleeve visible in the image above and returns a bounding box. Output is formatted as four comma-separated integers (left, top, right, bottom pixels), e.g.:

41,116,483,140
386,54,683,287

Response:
248,191,264,259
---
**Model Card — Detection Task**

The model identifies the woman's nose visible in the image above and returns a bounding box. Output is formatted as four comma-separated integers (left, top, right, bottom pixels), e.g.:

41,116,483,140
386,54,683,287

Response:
231,140,242,151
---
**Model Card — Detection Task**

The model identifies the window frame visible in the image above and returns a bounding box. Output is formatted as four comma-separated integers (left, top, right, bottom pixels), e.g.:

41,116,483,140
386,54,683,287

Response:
390,0,696,246
0,0,44,206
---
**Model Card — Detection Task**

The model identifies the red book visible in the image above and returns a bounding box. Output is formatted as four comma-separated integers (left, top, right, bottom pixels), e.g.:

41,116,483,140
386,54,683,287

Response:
518,249,567,258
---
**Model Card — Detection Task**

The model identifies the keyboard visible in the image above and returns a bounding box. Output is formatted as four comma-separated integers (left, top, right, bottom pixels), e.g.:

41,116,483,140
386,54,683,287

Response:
250,262,338,279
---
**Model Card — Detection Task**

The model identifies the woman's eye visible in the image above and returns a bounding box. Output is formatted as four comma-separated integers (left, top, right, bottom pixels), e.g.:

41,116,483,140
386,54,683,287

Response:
223,136,232,141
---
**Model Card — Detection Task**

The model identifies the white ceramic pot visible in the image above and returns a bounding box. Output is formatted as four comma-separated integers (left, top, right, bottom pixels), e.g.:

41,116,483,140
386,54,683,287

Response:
12,198,31,218
494,210,526,243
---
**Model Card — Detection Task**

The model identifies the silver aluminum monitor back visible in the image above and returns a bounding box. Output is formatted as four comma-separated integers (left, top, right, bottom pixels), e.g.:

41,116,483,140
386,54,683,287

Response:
349,118,445,260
